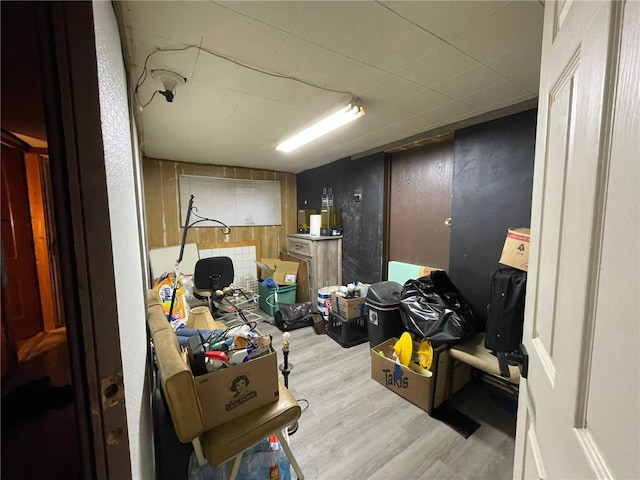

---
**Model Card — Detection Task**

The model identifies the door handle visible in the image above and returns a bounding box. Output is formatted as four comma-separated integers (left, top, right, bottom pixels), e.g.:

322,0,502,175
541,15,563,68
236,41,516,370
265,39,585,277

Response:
497,343,529,379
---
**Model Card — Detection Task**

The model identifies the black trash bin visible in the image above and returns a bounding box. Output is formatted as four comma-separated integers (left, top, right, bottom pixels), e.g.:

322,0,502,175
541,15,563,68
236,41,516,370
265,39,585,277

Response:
365,281,406,348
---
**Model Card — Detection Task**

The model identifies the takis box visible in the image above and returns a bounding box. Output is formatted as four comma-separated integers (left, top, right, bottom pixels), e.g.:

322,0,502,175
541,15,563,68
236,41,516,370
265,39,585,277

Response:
370,337,450,414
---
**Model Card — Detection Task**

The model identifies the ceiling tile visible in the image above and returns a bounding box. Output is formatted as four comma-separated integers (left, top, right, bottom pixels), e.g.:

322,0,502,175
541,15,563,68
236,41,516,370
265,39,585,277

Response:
341,126,406,155
233,95,315,134
292,2,396,57
417,101,484,129
449,2,544,63
250,73,345,110
322,58,389,96
485,39,543,80
127,30,195,70
485,93,537,112
398,44,479,87
265,36,346,84
431,64,507,100
361,75,424,108
460,81,531,111
393,89,452,116
191,51,262,94
352,17,443,72
215,1,312,32
387,113,441,138
200,3,289,69
140,80,244,134
512,68,541,94
372,106,420,127
380,1,509,40
124,1,211,45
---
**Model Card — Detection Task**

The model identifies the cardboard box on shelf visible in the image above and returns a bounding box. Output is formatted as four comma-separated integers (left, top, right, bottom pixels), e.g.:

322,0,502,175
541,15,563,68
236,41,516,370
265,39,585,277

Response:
370,338,451,414
194,347,279,429
499,227,530,272
330,293,366,319
257,258,299,285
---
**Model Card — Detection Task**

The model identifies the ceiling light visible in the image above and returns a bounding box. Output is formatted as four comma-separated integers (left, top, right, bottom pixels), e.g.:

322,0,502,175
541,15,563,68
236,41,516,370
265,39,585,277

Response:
276,98,365,153
150,69,186,102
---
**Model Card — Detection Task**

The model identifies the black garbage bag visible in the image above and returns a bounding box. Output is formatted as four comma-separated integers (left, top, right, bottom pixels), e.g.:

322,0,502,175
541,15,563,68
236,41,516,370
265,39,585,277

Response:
399,270,478,347
273,302,315,332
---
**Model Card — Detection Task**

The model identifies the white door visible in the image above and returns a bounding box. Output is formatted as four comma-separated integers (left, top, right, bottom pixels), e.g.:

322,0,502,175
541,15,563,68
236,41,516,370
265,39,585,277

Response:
513,1,639,479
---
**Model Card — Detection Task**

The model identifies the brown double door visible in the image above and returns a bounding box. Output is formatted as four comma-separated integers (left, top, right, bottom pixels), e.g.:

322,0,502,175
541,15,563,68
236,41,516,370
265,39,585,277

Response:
388,135,454,271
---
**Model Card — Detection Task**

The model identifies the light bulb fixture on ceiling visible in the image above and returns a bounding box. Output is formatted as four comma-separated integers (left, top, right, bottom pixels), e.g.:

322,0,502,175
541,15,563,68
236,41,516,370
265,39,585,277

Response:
150,69,187,102
276,97,365,153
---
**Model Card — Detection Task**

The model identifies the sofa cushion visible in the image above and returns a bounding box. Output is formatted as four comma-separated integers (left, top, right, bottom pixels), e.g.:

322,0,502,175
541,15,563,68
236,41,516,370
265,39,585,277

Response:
147,290,205,442
199,382,301,466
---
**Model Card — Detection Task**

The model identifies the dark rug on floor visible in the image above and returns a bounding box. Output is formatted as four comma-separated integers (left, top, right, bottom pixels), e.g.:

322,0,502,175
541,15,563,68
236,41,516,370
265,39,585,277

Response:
1,377,74,430
431,402,481,438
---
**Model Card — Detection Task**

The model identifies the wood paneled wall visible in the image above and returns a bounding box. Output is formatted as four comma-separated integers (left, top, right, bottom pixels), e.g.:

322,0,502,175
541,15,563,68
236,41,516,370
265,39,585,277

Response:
142,157,297,260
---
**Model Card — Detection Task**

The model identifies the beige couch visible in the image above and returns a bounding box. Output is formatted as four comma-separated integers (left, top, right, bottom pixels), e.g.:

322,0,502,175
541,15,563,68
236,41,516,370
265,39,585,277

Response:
146,290,303,477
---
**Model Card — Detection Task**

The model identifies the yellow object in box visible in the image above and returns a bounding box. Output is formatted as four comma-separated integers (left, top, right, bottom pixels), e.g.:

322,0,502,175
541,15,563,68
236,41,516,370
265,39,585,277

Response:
418,339,433,370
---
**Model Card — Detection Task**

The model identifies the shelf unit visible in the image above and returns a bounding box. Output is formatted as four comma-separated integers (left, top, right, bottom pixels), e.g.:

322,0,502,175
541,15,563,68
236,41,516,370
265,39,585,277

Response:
286,234,342,311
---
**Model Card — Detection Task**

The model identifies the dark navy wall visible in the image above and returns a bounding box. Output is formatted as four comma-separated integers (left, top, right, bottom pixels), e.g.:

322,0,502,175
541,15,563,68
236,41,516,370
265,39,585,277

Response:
296,153,385,284
296,110,536,318
449,110,536,326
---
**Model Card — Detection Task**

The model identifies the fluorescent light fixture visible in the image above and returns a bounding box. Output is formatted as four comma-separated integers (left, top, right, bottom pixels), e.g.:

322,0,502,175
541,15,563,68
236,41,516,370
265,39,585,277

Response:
276,98,365,152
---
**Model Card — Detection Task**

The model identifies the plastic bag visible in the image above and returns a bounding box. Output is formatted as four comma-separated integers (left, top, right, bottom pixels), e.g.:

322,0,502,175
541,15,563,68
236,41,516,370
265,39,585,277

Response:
274,302,314,332
155,272,188,328
399,270,478,347
188,435,291,480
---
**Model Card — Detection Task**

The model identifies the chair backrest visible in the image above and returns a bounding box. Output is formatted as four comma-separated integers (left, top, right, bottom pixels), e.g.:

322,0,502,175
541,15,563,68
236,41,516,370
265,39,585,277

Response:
193,256,234,291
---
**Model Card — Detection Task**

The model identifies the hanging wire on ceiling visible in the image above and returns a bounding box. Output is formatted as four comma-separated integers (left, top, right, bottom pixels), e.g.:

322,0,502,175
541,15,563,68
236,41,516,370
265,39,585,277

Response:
134,44,356,109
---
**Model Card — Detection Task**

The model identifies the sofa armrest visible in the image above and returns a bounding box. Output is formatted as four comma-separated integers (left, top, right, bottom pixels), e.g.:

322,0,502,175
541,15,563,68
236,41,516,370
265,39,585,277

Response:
147,291,205,442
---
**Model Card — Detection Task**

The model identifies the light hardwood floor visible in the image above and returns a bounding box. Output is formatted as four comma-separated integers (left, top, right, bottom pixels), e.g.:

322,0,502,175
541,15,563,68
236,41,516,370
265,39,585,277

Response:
250,314,517,480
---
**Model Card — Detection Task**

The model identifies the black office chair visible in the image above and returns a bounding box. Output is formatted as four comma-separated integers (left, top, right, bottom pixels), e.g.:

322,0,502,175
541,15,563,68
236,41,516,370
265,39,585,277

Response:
192,257,234,315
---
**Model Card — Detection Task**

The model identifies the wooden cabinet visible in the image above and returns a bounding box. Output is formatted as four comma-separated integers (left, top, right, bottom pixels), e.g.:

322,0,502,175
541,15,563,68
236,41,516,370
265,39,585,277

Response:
286,234,342,308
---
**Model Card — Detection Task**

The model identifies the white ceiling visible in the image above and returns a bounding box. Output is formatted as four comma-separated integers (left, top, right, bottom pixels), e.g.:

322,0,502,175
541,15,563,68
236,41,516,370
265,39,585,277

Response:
120,1,543,174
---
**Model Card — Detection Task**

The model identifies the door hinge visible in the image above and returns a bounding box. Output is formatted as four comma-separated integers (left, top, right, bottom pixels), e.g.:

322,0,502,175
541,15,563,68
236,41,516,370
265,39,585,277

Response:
497,343,529,379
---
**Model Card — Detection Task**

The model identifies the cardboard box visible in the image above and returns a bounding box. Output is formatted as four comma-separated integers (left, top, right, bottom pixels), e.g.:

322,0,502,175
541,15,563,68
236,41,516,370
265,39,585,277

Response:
194,347,279,429
371,338,451,414
499,227,530,272
330,293,366,319
387,261,444,285
258,258,299,285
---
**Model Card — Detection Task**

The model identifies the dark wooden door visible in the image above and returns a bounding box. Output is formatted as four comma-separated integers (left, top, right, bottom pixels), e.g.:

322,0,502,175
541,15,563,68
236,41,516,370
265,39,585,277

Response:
388,136,453,270
1,144,43,339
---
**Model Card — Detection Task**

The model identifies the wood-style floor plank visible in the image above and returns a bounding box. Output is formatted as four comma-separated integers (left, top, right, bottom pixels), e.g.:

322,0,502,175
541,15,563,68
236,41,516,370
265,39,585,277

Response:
251,316,516,480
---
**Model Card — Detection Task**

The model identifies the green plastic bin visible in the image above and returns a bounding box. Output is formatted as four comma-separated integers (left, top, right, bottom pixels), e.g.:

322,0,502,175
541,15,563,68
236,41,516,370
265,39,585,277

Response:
258,283,297,316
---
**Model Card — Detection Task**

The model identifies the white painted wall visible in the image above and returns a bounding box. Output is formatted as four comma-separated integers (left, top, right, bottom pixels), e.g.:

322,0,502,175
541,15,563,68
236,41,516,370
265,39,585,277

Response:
92,2,154,478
